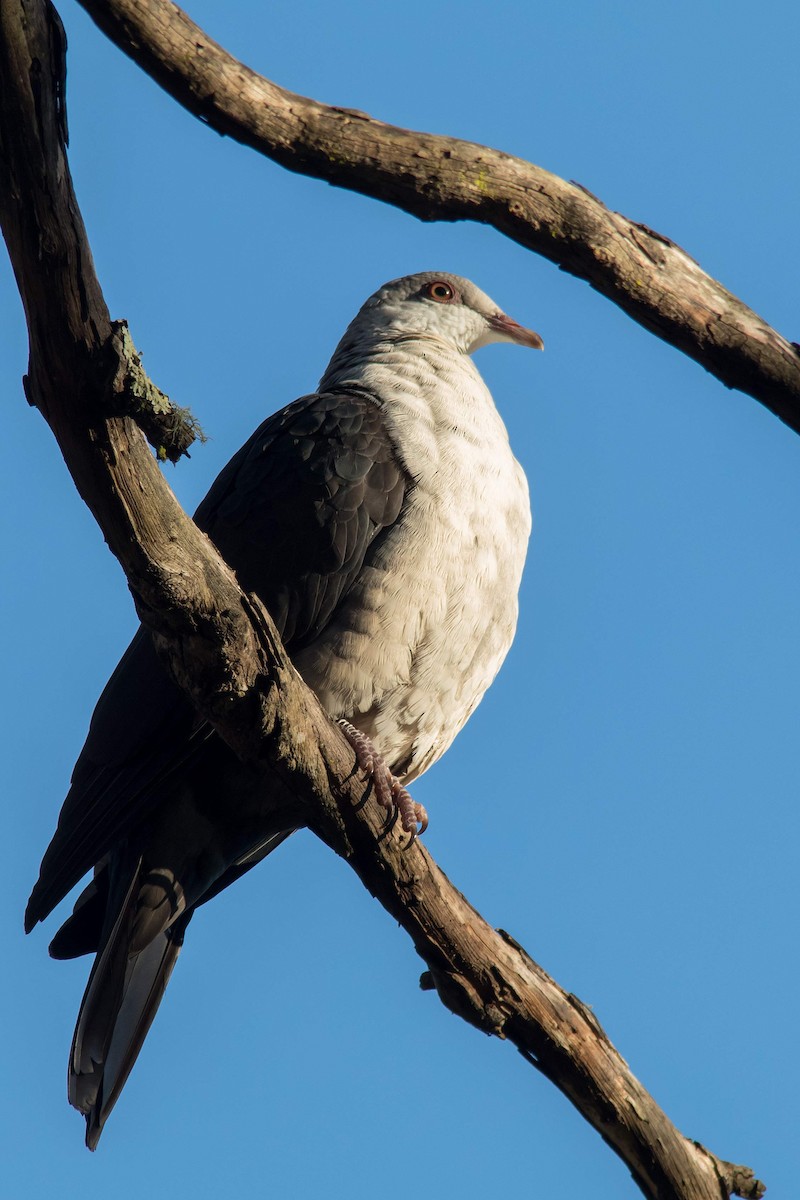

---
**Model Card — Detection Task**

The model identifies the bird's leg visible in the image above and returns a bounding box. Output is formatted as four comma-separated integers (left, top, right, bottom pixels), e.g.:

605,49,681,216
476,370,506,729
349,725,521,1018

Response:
336,719,428,842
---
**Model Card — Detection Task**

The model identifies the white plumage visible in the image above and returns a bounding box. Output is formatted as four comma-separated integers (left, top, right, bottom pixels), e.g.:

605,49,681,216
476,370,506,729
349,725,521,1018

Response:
304,276,536,777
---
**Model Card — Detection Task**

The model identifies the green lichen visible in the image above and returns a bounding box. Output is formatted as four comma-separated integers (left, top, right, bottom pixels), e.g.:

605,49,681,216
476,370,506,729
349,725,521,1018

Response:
108,320,206,463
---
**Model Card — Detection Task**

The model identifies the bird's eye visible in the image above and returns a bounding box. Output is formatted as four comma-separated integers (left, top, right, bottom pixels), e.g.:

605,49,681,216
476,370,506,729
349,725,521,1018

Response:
424,280,456,303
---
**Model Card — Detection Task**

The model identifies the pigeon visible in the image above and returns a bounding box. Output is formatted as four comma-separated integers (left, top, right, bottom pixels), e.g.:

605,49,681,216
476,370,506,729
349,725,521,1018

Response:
25,271,542,1148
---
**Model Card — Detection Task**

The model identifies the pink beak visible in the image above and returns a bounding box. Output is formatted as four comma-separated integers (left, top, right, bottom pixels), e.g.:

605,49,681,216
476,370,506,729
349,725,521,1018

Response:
488,312,544,350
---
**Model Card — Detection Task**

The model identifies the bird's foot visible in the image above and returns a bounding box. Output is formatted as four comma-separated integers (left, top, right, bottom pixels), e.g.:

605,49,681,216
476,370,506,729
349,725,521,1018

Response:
337,719,428,842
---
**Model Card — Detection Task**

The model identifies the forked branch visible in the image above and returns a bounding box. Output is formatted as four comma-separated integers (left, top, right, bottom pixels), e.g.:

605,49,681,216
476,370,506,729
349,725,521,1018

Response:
76,0,800,435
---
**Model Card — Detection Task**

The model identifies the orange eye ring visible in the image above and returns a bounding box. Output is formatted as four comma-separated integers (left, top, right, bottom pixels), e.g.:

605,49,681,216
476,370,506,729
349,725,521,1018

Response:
423,280,456,303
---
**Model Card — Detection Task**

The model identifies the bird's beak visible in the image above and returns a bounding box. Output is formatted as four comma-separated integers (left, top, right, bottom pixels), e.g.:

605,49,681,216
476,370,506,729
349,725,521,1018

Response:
487,312,544,350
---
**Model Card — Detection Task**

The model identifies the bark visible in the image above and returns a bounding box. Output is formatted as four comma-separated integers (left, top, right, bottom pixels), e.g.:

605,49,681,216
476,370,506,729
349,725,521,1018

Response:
74,0,800,437
0,3,766,1198
0,0,198,462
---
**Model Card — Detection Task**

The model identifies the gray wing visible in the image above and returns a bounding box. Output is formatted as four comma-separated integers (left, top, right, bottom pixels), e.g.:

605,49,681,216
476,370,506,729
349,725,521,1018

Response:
26,389,411,929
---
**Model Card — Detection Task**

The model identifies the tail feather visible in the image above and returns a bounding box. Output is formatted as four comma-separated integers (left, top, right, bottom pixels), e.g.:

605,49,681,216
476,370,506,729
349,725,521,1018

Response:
68,860,191,1150
49,822,294,1148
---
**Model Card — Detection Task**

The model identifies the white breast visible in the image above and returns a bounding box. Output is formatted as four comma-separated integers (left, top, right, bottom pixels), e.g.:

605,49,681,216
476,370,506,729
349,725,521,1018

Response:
294,337,531,781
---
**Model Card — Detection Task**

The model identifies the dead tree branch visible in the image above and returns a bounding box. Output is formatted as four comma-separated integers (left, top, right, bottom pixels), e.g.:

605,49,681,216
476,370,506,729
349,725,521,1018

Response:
75,0,800,436
0,2,765,1197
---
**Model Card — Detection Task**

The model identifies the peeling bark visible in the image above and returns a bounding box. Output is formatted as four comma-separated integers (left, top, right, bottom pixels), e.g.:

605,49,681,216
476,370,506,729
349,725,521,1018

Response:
0,2,767,1196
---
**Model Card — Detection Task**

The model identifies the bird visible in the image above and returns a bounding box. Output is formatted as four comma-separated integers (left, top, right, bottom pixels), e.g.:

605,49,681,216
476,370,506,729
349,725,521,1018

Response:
25,271,542,1148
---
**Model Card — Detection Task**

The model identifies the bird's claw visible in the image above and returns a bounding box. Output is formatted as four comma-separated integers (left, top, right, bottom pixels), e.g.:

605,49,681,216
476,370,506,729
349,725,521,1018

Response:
337,719,427,841
392,780,428,845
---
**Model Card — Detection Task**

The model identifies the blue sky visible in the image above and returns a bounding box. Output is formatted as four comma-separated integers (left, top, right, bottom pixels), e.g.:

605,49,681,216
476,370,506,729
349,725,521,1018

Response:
2,1,798,1196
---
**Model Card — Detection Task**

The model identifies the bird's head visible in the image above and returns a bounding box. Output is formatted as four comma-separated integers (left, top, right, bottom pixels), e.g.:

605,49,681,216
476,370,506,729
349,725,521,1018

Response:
345,272,544,357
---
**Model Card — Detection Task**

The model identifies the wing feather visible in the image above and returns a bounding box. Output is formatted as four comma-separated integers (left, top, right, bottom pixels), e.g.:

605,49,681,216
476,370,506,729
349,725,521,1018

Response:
26,389,410,928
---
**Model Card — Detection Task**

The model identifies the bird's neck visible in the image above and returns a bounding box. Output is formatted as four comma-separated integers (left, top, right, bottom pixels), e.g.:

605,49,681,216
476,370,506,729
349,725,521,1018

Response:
319,333,516,480
320,333,488,414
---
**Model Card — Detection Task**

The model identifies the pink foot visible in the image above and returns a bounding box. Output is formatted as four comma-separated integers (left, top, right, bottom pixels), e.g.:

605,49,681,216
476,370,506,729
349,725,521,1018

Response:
337,719,428,842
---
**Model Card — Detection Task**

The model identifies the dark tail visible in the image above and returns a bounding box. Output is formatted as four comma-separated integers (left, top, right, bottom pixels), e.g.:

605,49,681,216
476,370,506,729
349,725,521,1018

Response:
64,861,191,1150
46,828,293,1148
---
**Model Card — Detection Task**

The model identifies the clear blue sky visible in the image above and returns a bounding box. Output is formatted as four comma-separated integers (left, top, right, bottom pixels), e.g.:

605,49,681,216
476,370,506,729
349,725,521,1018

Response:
2,1,798,1196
